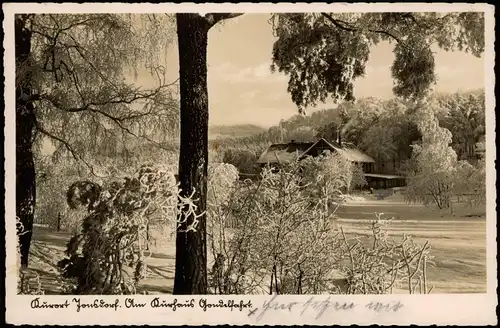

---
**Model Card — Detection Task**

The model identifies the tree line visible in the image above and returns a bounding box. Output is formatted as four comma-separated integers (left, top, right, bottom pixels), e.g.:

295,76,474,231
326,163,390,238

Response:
215,90,485,176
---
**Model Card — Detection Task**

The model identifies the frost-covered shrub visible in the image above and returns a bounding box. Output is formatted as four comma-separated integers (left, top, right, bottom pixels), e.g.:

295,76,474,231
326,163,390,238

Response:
351,163,368,192
405,104,486,210
337,214,434,294
207,163,240,207
453,158,486,207
405,105,458,208
207,157,433,295
207,158,345,294
57,164,197,294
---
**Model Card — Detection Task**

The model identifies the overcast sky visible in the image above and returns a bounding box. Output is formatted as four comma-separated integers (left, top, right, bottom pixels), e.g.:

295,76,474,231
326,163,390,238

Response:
136,13,485,128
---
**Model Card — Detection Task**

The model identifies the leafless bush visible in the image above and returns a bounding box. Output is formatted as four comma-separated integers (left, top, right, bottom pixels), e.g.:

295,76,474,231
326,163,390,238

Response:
207,160,341,294
336,213,434,294
207,158,433,295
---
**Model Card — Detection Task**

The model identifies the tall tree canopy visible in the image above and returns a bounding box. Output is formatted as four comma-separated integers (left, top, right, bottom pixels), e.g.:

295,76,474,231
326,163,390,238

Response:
270,12,484,112
15,13,178,267
434,90,486,161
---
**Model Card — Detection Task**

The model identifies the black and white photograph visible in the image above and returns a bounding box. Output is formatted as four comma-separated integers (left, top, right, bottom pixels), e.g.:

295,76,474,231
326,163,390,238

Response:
4,3,496,325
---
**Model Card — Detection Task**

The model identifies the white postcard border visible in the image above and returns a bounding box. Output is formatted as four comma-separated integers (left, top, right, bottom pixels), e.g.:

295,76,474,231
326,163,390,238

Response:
3,3,497,326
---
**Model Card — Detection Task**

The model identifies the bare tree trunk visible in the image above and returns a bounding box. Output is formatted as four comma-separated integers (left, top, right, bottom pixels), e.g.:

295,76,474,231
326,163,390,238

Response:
173,13,210,295
16,15,37,268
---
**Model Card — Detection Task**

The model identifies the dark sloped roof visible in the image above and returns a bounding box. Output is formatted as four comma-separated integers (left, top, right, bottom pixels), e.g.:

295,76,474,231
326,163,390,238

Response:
256,142,314,164
327,141,376,163
257,138,375,164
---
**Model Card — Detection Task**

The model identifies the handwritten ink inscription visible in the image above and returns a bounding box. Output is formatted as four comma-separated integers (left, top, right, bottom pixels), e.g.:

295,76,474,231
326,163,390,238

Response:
248,295,357,321
29,297,253,313
247,296,405,322
31,298,120,312
366,301,404,312
28,295,403,321
124,298,147,308
150,297,195,310
199,299,253,312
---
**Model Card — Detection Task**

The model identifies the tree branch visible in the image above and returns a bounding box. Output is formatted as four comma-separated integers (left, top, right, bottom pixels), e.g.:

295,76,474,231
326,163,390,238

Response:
87,107,173,151
52,16,95,40
205,13,244,29
321,13,357,32
42,80,178,113
321,13,402,43
34,120,104,177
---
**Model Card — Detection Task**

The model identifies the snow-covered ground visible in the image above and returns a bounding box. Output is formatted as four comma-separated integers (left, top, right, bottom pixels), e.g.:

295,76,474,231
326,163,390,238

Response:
24,192,486,295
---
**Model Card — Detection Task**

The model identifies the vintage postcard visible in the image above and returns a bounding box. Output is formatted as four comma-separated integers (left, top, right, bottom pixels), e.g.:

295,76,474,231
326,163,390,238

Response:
4,2,497,325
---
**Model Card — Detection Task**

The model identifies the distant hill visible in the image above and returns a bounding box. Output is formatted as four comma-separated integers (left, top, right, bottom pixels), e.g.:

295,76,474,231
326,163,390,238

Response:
208,124,267,140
